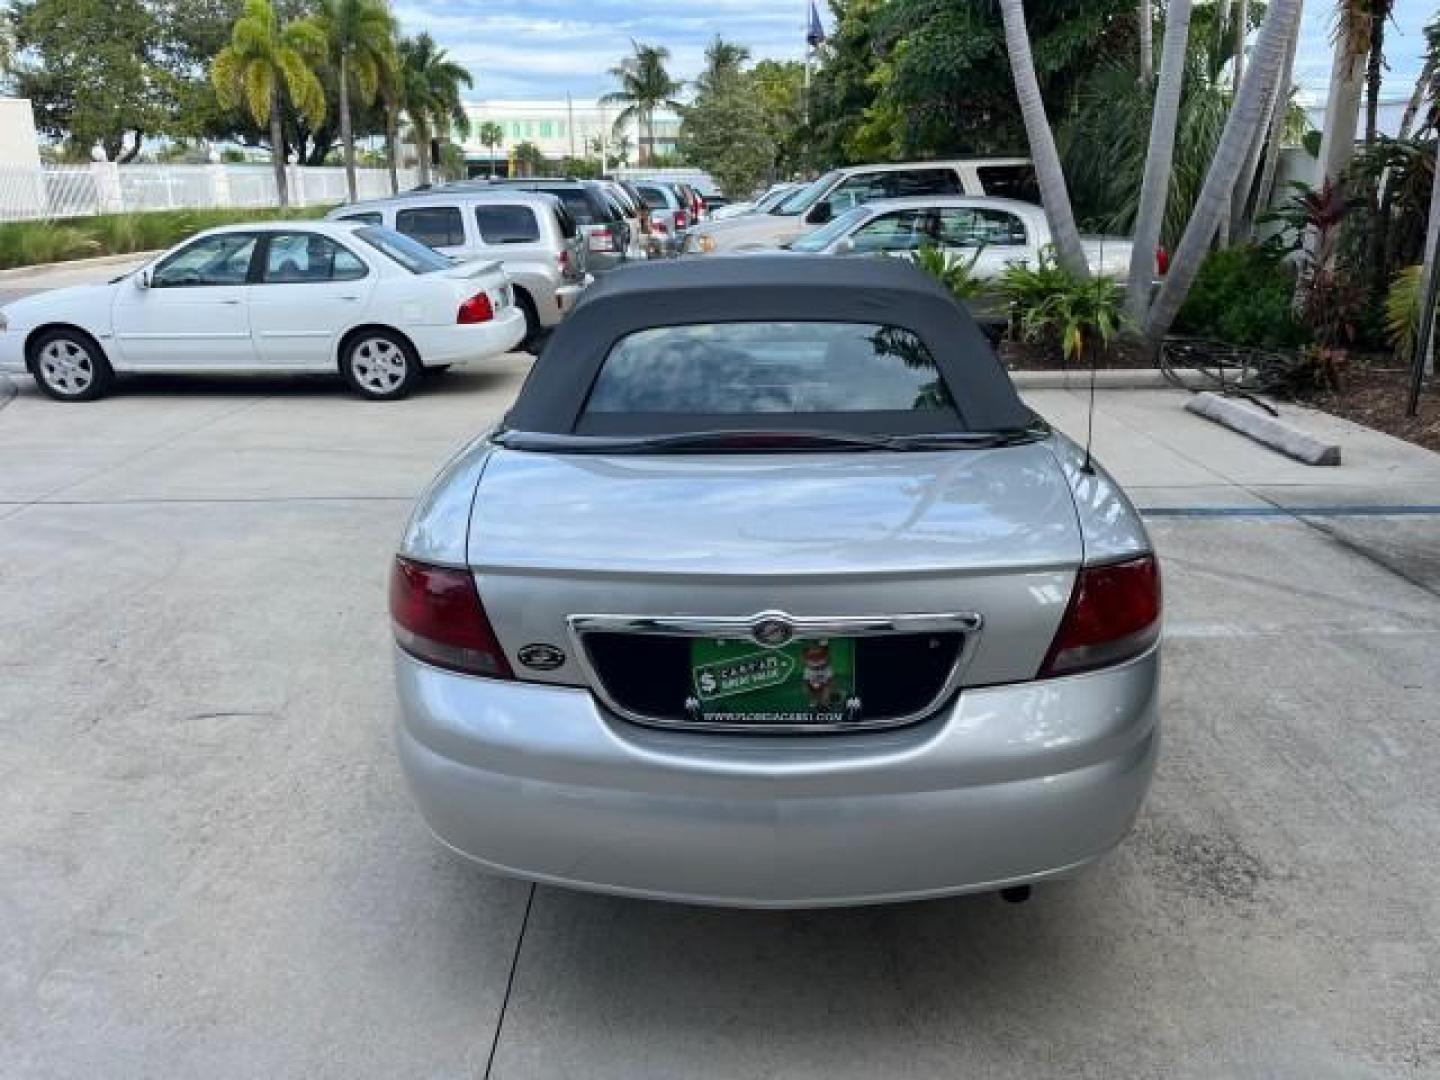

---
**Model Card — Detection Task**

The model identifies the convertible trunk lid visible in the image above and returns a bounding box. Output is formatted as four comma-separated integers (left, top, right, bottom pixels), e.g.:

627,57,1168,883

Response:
468,444,1083,706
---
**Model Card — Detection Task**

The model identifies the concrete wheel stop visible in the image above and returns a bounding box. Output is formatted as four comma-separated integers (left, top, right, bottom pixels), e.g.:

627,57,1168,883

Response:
1184,391,1342,466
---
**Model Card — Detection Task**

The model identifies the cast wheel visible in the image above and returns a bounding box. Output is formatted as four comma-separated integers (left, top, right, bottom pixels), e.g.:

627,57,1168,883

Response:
29,328,114,402
341,330,418,400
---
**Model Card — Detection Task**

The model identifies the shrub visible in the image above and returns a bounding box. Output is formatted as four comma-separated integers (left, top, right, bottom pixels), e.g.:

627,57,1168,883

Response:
998,250,1126,365
0,205,334,270
1173,244,1310,349
909,245,986,300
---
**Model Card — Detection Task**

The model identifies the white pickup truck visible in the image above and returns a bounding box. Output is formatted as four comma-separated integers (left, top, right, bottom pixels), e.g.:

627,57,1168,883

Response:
785,196,1138,280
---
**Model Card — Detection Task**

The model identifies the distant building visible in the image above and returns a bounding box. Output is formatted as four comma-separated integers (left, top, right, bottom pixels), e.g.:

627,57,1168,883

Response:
461,99,681,175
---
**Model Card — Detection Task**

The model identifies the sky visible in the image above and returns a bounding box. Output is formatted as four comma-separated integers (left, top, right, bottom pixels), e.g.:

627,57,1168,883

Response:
390,0,1436,107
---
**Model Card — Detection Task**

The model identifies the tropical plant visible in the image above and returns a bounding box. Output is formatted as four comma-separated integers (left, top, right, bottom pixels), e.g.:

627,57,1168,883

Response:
997,0,1090,278
477,120,504,177
511,140,545,178
1173,243,1309,348
1124,0,1192,326
313,0,395,202
1397,13,1439,140
911,245,986,301
211,0,327,207
399,32,472,187
601,40,682,166
1141,0,1304,352
1022,274,1126,365
678,38,774,196
1384,264,1429,366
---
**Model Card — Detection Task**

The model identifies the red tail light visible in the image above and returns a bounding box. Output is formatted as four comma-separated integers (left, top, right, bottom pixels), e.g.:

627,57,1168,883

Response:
390,556,513,678
589,225,616,253
1156,246,1170,275
557,248,570,274
456,292,494,324
675,210,690,231
651,213,670,234
1040,555,1161,678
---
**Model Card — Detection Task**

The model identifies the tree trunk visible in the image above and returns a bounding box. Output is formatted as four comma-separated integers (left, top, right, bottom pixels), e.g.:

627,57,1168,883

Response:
414,119,431,186
1216,0,1249,249
1143,0,1303,350
270,86,290,208
1231,4,1299,243
1252,21,1299,232
1398,57,1436,141
998,0,1091,279
1316,25,1366,195
1125,0,1193,326
1405,149,1440,414
385,105,400,195
1138,0,1153,84
1364,15,1385,149
339,53,357,202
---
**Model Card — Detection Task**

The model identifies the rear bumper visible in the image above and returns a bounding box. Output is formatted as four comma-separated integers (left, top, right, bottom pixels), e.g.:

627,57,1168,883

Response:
406,307,525,367
395,647,1160,908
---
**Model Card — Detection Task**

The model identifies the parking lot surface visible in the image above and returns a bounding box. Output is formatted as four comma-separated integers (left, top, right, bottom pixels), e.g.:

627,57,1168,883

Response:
2,365,1439,1078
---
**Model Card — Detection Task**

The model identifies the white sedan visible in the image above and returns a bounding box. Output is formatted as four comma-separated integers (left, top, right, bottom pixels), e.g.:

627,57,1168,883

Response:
0,221,526,401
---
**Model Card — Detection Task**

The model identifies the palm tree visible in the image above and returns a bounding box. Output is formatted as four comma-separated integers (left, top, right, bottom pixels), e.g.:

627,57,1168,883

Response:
998,0,1090,278
315,0,395,202
211,0,327,208
601,41,683,166
400,33,472,188
1143,0,1304,350
512,140,545,178
1405,144,1440,412
376,42,404,194
1316,1,1373,198
1124,0,1193,326
477,121,504,177
1397,15,1439,140
1138,0,1153,85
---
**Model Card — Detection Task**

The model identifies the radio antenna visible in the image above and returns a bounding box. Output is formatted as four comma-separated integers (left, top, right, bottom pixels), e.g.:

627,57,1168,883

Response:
1080,353,1097,475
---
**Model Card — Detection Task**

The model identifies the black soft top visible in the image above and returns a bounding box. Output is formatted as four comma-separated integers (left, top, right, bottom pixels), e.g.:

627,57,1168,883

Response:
504,255,1035,435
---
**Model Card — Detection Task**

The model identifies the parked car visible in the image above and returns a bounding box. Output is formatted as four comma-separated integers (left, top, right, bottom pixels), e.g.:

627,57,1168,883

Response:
597,180,650,262
482,179,631,274
630,180,690,255
684,158,1037,254
708,182,802,222
0,222,524,401
390,255,1161,907
784,195,1142,322
328,191,591,350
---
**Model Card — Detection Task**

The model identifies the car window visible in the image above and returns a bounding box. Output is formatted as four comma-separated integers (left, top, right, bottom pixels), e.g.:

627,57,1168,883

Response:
339,211,383,226
886,169,962,198
552,203,580,239
395,205,466,248
637,185,670,208
850,209,938,253
788,206,871,252
262,232,369,283
809,172,884,223
532,187,595,224
975,165,1040,202
936,207,1028,247
354,226,452,274
474,204,541,244
773,171,839,216
583,322,954,416
152,233,258,287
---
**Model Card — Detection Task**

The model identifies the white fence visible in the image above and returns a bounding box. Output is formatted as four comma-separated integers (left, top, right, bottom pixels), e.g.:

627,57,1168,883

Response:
0,162,419,222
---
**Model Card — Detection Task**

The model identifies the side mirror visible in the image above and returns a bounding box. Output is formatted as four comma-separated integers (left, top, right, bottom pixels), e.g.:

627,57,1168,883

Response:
135,269,151,290
806,202,833,226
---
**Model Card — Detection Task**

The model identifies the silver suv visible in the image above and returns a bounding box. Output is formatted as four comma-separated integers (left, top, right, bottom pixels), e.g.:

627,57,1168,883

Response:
328,191,590,350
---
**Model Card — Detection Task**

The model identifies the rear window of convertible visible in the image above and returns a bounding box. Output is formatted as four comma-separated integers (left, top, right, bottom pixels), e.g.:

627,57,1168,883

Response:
582,322,954,416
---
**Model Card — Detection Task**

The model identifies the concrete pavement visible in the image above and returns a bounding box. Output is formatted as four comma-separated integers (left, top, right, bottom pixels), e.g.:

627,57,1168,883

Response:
0,253,156,306
2,368,1438,1077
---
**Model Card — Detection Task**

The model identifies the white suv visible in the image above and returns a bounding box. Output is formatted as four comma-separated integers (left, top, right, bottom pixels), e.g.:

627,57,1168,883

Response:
685,159,1036,255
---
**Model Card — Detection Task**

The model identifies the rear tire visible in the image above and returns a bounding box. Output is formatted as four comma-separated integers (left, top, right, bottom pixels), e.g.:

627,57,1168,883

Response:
28,327,114,402
340,329,419,401
515,290,542,353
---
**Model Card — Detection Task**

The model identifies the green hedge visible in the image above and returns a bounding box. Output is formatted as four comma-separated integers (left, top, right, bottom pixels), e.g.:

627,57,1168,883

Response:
0,206,335,271
1173,244,1311,350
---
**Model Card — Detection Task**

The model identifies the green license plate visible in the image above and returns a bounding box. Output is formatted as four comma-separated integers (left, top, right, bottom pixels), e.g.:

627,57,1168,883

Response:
690,638,857,724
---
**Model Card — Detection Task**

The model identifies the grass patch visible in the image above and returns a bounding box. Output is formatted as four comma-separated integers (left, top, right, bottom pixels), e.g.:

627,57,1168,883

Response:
0,205,335,270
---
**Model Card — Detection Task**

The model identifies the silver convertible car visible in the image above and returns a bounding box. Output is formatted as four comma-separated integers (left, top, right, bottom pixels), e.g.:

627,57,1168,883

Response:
390,257,1161,908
